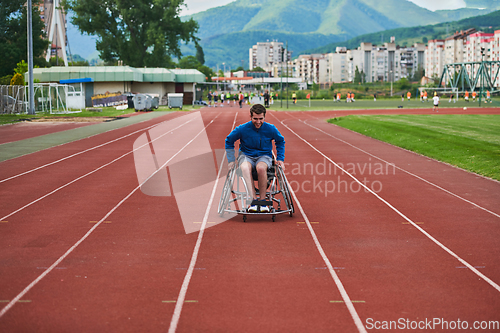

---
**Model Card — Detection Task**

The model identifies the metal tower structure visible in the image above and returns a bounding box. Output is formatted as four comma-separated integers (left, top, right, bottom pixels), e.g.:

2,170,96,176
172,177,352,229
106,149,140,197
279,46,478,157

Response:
439,61,500,94
43,0,68,66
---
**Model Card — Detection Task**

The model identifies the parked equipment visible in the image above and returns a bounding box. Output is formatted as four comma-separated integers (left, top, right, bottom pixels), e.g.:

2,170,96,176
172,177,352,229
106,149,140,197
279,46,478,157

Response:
133,94,152,111
168,93,183,109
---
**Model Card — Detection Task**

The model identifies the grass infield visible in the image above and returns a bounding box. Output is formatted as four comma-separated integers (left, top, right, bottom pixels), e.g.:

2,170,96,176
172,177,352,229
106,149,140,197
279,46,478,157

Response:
0,105,200,125
329,114,500,181
269,97,499,111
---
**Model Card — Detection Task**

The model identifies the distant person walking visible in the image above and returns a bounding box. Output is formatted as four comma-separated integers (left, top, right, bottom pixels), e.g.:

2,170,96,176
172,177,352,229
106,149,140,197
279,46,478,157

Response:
264,90,270,108
239,91,244,108
207,91,213,107
433,92,440,112
292,92,297,104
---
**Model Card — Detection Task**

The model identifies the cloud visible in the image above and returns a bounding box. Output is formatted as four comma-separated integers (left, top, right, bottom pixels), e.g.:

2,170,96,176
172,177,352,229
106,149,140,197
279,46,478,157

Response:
181,0,236,16
407,0,466,11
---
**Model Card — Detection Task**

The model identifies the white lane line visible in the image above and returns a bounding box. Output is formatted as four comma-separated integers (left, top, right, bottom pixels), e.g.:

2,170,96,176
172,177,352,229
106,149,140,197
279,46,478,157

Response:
301,115,500,219
168,111,238,333
0,113,220,319
269,112,367,333
0,113,183,184
0,115,195,223
290,176,367,332
275,113,500,294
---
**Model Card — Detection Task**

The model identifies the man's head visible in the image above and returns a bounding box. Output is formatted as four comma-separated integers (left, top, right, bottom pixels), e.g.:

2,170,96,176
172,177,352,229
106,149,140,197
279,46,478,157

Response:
250,104,266,129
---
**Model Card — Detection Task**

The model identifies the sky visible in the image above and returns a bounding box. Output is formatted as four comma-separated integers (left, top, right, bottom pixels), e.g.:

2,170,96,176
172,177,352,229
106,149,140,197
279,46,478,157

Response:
179,0,467,16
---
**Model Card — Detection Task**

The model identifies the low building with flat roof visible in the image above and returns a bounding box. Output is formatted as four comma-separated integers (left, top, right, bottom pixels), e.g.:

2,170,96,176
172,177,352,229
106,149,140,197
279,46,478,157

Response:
30,66,205,107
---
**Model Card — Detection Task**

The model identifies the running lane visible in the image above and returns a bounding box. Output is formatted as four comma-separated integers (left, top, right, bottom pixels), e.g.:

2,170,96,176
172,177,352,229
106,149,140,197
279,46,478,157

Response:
0,110,229,331
268,111,500,330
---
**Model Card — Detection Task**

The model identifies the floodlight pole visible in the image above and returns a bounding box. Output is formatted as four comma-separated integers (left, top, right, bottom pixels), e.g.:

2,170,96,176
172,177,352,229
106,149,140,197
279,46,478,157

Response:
286,41,288,109
479,48,485,107
27,0,35,115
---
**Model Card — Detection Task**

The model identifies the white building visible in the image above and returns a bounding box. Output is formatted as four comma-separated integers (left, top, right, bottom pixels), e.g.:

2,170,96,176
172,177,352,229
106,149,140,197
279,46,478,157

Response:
294,41,424,86
425,29,500,88
466,32,495,62
425,39,445,79
444,28,476,65
249,41,292,73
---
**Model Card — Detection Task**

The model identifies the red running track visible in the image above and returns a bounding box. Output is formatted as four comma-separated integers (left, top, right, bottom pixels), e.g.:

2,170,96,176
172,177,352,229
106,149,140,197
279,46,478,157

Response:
0,106,499,332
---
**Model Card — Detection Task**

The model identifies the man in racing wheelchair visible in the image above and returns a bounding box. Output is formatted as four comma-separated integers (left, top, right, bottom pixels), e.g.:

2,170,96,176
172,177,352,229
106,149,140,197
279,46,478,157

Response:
225,104,285,213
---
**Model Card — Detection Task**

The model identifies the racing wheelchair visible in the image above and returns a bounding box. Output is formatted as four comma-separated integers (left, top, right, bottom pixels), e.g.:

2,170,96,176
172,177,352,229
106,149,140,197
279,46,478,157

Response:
217,156,294,222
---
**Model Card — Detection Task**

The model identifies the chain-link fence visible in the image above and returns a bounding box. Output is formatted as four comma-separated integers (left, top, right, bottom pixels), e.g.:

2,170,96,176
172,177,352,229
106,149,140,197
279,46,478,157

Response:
0,85,27,114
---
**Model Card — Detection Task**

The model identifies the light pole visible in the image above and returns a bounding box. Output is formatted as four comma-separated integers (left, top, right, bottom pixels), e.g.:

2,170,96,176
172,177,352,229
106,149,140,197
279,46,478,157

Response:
27,0,35,114
222,62,225,91
390,70,393,97
479,47,485,107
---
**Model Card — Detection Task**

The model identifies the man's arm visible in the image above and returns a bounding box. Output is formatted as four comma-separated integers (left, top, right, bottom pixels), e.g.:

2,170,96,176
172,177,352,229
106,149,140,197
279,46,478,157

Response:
273,126,285,170
225,126,240,167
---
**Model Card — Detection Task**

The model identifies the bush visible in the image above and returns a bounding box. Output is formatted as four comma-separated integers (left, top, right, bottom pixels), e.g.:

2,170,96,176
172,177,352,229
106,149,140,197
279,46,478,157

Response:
0,75,13,85
10,73,24,85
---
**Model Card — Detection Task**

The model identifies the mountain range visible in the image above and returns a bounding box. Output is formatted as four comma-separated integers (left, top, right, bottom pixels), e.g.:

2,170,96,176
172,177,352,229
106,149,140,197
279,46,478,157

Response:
182,0,500,68
69,0,500,68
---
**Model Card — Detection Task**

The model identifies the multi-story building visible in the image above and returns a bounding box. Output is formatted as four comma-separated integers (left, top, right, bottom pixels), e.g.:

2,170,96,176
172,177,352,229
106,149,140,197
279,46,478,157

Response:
494,30,500,61
294,54,326,84
444,28,476,64
425,39,445,79
425,29,500,88
466,32,495,62
249,41,292,73
294,40,424,86
319,48,348,85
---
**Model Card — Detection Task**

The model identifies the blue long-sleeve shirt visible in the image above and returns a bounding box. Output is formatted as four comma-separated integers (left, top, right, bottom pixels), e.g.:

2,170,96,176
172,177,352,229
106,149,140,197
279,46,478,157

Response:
225,121,285,163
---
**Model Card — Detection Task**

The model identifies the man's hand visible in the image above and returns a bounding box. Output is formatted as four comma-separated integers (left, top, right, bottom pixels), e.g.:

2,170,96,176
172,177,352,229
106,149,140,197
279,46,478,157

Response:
277,160,285,171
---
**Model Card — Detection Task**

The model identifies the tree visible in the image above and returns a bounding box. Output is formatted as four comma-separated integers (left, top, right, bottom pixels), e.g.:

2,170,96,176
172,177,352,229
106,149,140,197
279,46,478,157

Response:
178,56,201,69
64,0,199,68
195,44,205,65
0,0,49,77
250,66,265,72
197,65,214,82
354,66,361,84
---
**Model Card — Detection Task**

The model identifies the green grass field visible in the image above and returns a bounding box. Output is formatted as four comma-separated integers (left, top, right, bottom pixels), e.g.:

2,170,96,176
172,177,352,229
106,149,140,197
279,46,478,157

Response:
269,97,499,111
0,105,200,125
329,114,500,181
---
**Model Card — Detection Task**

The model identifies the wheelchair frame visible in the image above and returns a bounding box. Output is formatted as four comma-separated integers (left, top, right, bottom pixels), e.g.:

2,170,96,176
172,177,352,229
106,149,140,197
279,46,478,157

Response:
217,162,295,222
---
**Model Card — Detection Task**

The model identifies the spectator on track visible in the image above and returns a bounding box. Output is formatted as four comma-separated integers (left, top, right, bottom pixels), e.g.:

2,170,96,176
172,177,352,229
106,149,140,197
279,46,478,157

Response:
433,92,440,112
264,90,270,108
225,104,285,213
207,91,213,107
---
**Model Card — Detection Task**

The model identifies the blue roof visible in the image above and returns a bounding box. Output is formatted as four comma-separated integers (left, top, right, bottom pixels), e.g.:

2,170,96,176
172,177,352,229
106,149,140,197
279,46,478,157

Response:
59,77,94,84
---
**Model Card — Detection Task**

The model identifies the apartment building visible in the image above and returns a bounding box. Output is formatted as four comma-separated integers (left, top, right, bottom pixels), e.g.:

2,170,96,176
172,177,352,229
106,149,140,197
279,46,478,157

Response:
319,48,348,84
466,32,495,62
425,29,500,88
444,28,476,64
249,41,292,72
425,39,445,79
